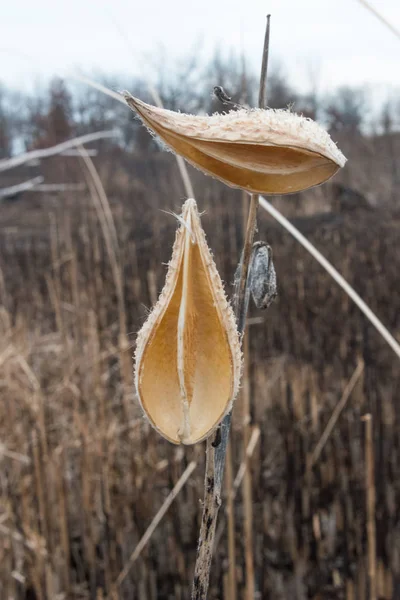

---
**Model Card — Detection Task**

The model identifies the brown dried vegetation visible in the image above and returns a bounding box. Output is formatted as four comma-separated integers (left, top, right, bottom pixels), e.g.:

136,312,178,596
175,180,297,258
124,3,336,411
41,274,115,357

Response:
1,80,400,599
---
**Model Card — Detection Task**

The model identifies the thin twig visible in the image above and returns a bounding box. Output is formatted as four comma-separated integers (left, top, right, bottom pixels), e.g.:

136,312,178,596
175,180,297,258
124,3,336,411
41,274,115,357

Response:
362,414,377,600
191,17,271,600
70,73,126,104
258,195,400,360
77,146,125,327
114,461,196,589
214,427,261,558
309,360,364,468
77,145,133,420
0,443,32,465
0,522,45,555
258,15,271,109
26,183,86,193
0,177,44,200
232,427,261,499
0,130,117,173
357,0,400,41
77,147,120,261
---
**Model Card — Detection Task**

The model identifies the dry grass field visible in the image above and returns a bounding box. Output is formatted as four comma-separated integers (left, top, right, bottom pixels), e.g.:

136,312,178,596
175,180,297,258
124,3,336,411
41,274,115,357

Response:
1,82,400,599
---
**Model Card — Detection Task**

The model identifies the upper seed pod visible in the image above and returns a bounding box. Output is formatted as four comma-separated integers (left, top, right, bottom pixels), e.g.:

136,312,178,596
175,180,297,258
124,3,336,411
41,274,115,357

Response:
135,199,242,445
123,93,346,195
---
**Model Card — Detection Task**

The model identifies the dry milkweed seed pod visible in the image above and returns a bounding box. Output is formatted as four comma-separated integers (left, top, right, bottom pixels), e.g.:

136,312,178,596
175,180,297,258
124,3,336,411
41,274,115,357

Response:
123,92,346,195
134,199,242,445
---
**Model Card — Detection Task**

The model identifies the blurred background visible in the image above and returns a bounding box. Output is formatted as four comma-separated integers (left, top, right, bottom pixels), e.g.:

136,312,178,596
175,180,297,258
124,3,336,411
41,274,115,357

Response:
1,1,400,599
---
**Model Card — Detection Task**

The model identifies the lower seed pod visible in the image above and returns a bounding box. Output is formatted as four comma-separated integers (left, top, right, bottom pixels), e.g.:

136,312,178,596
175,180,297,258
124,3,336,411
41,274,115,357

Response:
134,199,242,444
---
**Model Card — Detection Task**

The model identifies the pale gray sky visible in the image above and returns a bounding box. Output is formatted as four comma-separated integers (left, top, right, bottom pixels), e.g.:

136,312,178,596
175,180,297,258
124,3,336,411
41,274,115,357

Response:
1,0,399,99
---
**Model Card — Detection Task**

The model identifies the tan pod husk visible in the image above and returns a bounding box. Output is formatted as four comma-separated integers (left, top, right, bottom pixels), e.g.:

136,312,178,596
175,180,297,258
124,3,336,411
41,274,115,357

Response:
123,93,346,195
134,199,242,445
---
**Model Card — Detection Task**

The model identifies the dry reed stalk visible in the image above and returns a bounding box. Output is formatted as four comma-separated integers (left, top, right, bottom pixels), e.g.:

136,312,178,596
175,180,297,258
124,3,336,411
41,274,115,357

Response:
258,195,400,360
92,226,108,329
31,432,52,596
45,273,63,341
146,269,158,306
0,130,117,172
30,566,45,600
149,570,158,600
241,332,255,599
225,440,237,600
231,427,261,497
88,309,114,592
0,176,44,199
5,559,14,594
64,215,82,346
309,360,365,468
357,0,400,40
0,268,7,309
0,520,40,554
114,460,197,591
80,426,97,593
77,145,133,422
362,414,377,600
358,559,367,599
55,446,70,595
49,213,62,319
214,425,261,554
310,370,320,434
385,566,393,598
377,559,385,597
0,444,31,465
77,147,123,322
346,577,355,600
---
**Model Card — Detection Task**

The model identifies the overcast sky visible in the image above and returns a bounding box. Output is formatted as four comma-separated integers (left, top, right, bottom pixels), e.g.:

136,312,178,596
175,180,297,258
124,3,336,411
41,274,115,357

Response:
1,0,399,100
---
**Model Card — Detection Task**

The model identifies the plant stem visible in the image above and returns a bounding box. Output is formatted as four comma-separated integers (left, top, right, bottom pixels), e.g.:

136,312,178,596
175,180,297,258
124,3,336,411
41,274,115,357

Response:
258,14,271,109
363,414,377,600
191,16,271,600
